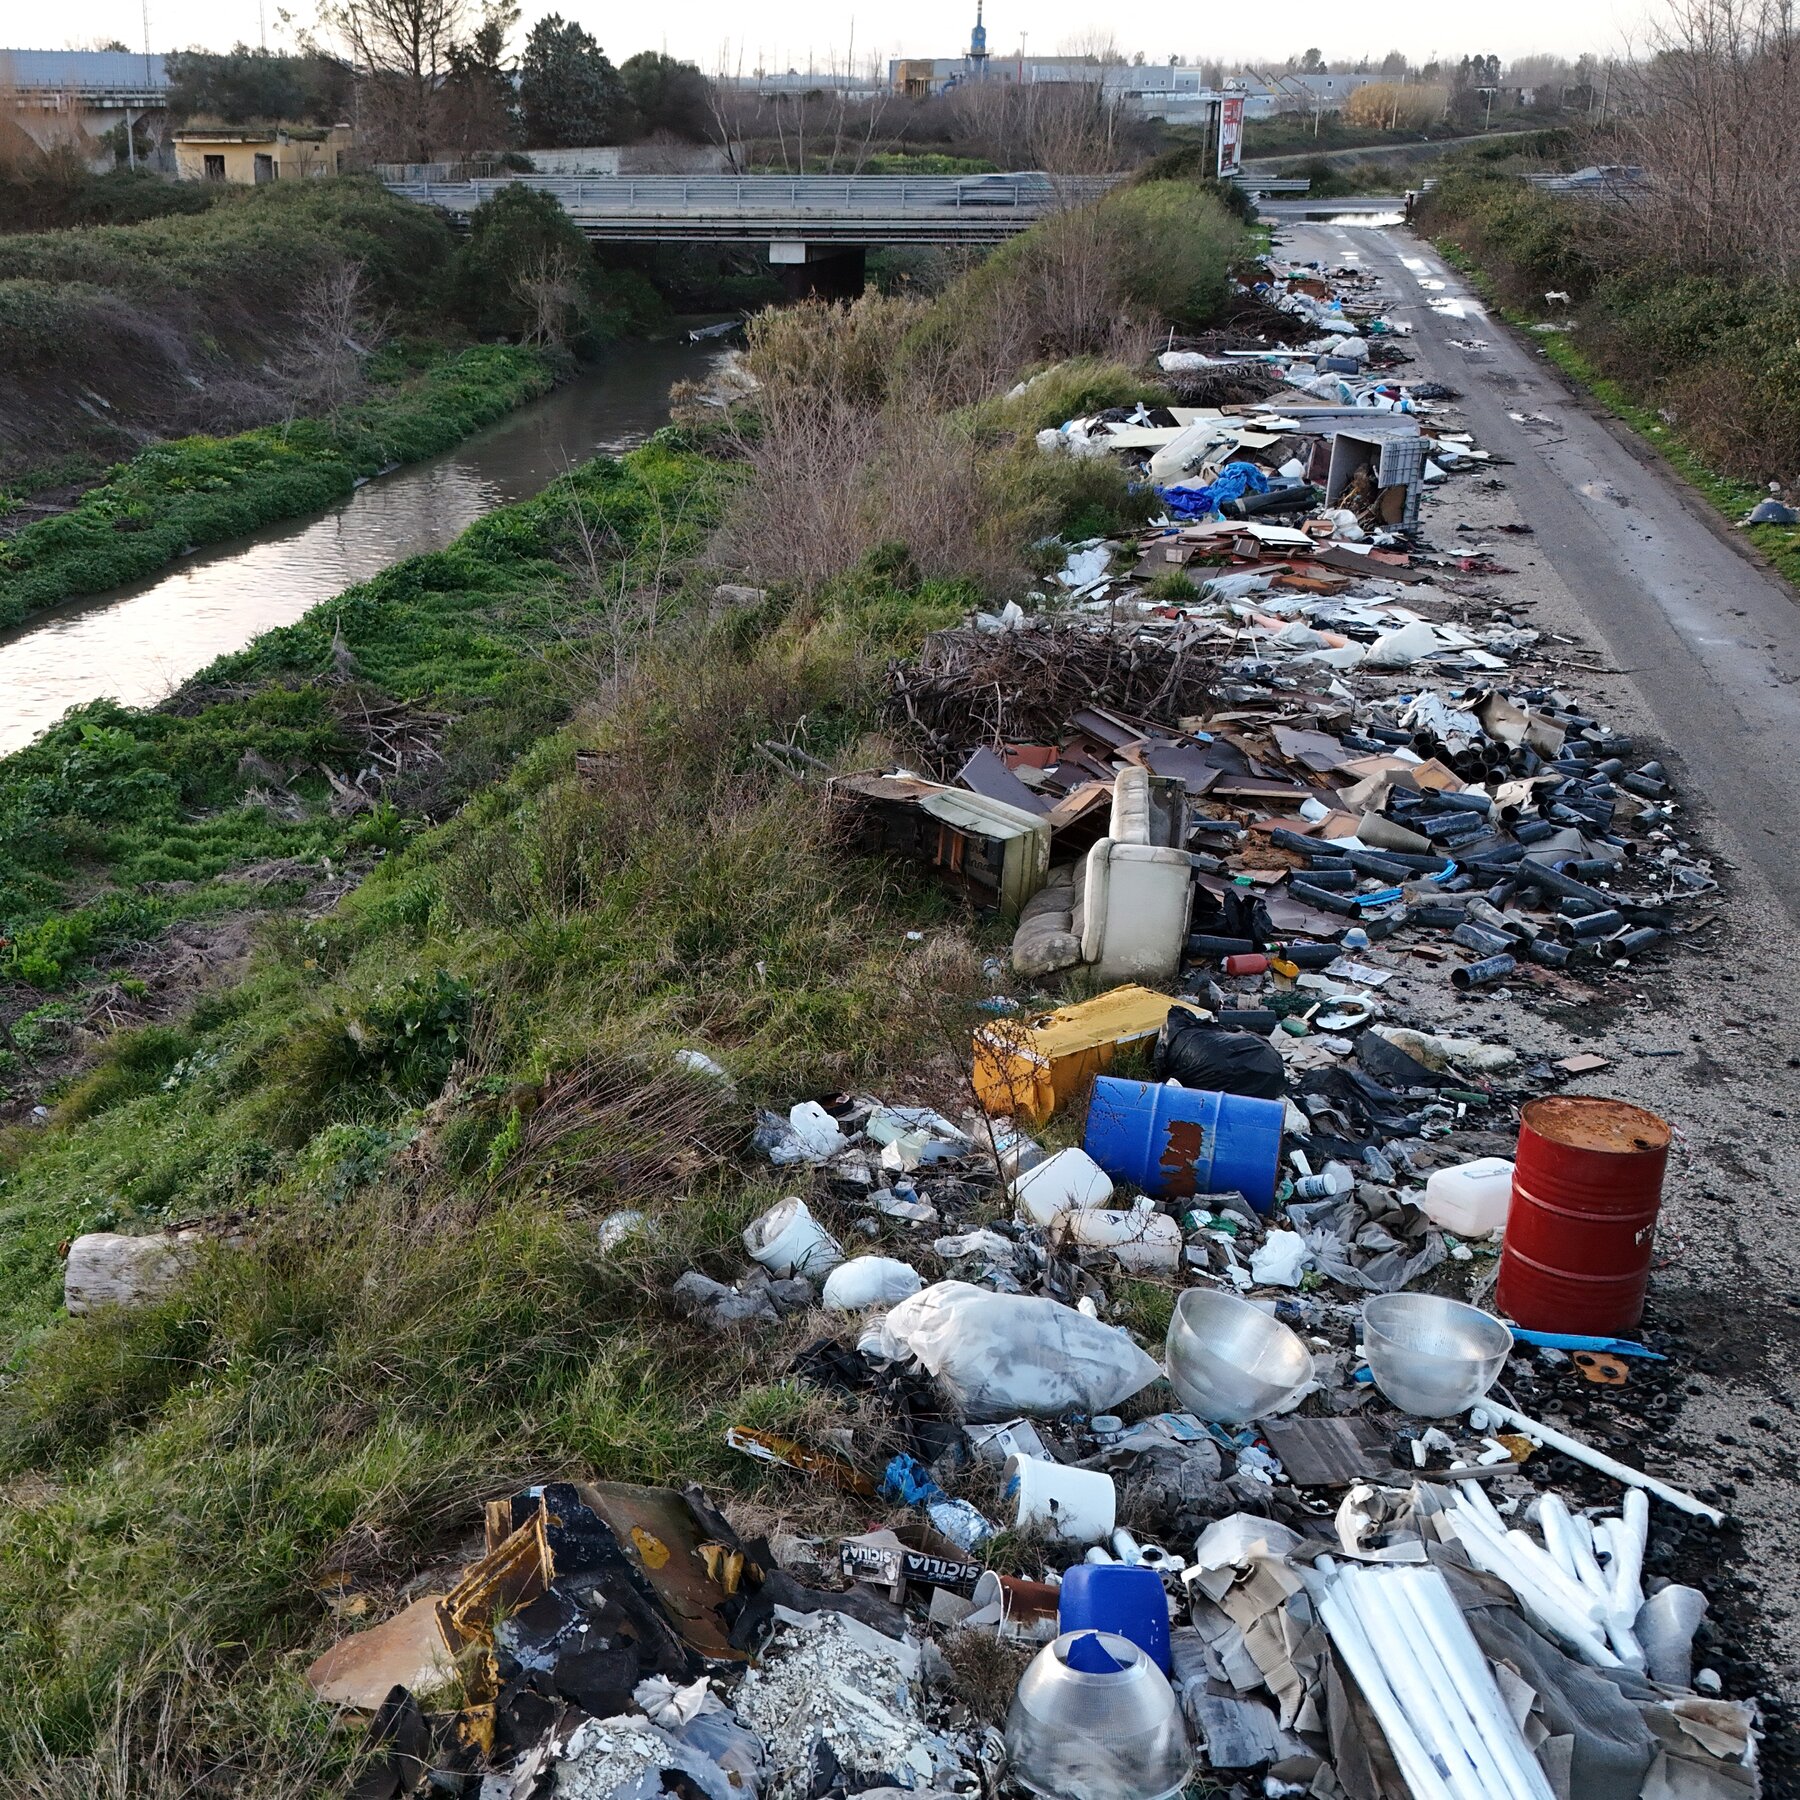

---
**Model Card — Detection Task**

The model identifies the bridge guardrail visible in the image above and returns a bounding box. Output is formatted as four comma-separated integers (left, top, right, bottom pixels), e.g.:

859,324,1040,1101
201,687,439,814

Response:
386,172,1121,218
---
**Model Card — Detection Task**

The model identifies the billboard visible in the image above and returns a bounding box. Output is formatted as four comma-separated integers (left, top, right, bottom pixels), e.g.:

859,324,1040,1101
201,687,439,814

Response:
1218,93,1245,177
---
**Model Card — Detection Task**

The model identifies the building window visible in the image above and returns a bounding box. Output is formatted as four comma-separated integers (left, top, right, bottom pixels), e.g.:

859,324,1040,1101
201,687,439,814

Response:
204,154,225,179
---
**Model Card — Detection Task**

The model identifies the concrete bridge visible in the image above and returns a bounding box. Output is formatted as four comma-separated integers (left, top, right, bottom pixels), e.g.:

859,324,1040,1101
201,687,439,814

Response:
385,172,1117,295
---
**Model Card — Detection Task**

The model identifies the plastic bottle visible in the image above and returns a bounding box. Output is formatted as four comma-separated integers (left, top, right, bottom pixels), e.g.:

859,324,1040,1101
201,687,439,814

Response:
1421,1157,1516,1236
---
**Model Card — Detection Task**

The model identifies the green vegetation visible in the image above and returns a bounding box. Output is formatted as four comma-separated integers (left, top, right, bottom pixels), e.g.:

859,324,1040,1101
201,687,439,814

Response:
0,175,1249,1786
0,440,712,1004
0,159,224,234
0,343,557,628
451,184,665,345
0,180,461,481
1426,172,1800,586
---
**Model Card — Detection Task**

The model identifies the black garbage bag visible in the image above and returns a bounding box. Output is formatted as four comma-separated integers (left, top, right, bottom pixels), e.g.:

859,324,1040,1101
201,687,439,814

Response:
1154,1006,1287,1100
1355,1028,1458,1090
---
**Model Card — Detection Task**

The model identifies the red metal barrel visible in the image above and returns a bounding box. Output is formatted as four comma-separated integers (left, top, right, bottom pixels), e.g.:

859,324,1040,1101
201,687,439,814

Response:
1497,1096,1670,1334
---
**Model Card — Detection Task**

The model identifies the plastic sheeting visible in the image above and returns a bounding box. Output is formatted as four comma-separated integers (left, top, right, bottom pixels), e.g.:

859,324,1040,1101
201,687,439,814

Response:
876,1281,1162,1421
1157,461,1272,522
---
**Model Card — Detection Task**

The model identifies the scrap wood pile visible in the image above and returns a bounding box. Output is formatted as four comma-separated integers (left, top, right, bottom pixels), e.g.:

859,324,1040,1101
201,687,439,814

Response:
293,254,1768,1800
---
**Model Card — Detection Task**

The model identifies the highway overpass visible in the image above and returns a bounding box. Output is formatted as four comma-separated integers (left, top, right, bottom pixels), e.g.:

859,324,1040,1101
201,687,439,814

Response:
385,172,1117,293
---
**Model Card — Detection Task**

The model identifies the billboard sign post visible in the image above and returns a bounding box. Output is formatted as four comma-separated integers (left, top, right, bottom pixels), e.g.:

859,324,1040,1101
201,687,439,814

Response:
1218,93,1245,177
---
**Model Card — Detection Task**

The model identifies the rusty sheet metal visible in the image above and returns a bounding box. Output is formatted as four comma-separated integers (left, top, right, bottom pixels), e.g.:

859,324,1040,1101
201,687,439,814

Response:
573,1479,751,1663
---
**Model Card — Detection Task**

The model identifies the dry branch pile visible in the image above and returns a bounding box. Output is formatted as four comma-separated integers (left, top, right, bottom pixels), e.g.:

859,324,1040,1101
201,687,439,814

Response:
886,620,1216,767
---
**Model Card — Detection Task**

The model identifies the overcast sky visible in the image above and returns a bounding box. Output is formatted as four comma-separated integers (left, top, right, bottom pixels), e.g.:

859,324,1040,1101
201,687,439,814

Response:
54,0,1663,69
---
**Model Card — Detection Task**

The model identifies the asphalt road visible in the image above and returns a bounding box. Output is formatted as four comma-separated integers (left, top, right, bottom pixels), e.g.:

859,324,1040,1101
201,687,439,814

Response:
1281,218,1800,929
1273,217,1800,1709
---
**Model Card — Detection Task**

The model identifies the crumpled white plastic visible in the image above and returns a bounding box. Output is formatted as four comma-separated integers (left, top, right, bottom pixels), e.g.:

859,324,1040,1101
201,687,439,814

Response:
1249,1229,1312,1288
877,1280,1161,1420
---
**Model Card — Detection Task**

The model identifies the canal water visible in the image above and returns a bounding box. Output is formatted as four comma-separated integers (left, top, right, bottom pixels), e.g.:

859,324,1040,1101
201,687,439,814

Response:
0,335,720,756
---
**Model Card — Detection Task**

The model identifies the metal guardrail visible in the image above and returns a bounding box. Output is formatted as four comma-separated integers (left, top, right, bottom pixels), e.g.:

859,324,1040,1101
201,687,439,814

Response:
384,172,1121,241
1233,177,1312,195
1521,169,1650,199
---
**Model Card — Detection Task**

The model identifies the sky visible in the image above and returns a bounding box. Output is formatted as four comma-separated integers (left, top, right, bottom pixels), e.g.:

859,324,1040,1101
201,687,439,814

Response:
46,0,1665,70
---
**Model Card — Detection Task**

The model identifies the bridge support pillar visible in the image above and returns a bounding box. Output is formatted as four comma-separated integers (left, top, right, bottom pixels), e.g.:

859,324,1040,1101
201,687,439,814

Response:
770,241,866,301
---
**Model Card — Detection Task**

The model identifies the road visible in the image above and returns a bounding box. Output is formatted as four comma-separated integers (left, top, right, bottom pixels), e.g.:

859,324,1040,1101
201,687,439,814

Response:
1270,217,1800,1710
1242,127,1544,175
1283,217,1800,930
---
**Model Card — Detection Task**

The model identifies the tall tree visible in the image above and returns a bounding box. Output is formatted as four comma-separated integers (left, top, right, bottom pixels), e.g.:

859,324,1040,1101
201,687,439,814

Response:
618,51,712,141
318,0,471,160
442,0,520,150
518,14,628,147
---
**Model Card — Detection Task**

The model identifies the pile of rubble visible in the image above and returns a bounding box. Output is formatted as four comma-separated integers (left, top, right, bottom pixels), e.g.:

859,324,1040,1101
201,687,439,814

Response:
300,254,1761,1800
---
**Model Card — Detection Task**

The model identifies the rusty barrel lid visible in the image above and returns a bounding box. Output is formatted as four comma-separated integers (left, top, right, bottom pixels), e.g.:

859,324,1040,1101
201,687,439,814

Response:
1519,1095,1670,1158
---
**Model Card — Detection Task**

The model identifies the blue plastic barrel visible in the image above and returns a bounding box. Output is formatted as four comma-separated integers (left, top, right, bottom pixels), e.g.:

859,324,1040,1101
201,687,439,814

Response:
1082,1076,1284,1213
1059,1564,1171,1671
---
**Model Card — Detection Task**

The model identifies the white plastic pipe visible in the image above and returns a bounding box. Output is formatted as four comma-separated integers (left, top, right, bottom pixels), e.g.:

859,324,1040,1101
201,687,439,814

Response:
1501,1529,1609,1628
1315,1565,1460,1800
1534,1495,1584,1585
1550,1503,1644,1667
1594,1515,1645,1631
1348,1568,1518,1800
1446,1505,1617,1666
1482,1403,1724,1525
1382,1567,1558,1800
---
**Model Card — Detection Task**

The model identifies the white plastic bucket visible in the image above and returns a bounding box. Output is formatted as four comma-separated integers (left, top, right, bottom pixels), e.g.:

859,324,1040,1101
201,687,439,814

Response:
1058,1206,1181,1274
1013,1147,1113,1226
1004,1453,1117,1544
821,1255,924,1310
742,1196,843,1278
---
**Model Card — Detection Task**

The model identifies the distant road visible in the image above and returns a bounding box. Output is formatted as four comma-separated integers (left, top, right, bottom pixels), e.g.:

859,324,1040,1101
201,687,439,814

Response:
1242,128,1543,173
1284,215,1800,926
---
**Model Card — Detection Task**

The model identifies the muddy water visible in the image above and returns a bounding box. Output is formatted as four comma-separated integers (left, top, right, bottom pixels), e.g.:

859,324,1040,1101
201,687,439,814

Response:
0,336,721,756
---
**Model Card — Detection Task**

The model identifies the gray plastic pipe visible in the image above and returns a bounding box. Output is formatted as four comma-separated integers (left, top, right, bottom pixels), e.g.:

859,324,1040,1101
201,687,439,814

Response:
1638,1585,1708,1688
1483,1403,1724,1525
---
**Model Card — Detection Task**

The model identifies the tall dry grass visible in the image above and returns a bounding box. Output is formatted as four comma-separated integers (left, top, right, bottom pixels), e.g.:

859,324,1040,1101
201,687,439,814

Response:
715,180,1248,591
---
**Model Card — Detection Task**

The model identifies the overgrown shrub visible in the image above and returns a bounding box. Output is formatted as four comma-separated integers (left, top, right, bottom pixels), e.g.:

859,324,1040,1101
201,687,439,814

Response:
453,185,663,349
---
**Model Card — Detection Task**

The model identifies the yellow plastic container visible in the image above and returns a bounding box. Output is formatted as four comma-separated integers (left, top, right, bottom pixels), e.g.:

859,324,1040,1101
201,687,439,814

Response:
973,984,1172,1124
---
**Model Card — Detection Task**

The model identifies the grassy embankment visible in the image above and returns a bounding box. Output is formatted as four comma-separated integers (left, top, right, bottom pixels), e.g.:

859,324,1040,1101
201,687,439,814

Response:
0,179,665,605
0,342,557,628
1422,168,1800,587
0,175,1249,1791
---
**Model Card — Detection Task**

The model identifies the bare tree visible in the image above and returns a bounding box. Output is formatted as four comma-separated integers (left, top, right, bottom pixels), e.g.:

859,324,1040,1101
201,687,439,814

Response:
292,258,384,415
316,0,471,162
1617,0,1800,276
511,246,584,348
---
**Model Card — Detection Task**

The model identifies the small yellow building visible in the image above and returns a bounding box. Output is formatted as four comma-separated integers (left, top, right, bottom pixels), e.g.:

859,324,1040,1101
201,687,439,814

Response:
173,123,355,184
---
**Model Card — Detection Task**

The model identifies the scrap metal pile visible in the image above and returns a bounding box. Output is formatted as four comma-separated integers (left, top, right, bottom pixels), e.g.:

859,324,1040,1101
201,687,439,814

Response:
305,258,1759,1800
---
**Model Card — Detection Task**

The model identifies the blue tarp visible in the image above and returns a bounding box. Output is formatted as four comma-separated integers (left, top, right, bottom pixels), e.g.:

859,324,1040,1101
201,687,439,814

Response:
1156,460,1271,521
